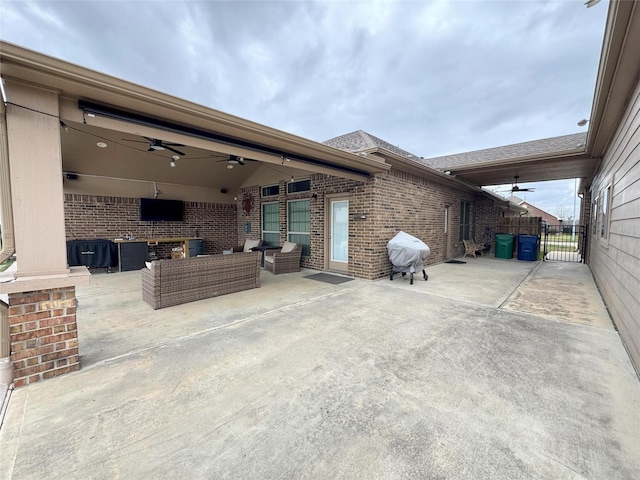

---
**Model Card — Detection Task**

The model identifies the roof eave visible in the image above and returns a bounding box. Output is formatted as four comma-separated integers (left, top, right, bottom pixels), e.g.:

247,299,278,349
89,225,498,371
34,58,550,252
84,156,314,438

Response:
0,41,390,177
587,1,640,159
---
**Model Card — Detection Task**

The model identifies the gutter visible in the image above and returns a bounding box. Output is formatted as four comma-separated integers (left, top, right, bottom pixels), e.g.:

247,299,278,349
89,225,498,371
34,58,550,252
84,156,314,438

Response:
366,147,476,188
0,82,15,385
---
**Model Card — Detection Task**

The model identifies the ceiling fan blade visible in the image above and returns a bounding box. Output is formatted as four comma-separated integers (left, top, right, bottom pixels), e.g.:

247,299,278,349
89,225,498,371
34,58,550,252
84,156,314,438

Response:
163,142,185,147
165,145,185,156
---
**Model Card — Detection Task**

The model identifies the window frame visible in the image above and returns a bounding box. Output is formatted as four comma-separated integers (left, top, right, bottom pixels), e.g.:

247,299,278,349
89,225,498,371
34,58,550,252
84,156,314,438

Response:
261,201,280,246
287,198,311,257
287,179,311,194
261,184,279,198
459,200,471,241
599,182,612,247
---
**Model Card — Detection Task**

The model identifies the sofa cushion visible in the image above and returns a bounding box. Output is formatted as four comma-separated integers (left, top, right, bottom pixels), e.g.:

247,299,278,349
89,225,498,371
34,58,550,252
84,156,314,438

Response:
281,241,297,253
264,255,274,264
243,239,262,252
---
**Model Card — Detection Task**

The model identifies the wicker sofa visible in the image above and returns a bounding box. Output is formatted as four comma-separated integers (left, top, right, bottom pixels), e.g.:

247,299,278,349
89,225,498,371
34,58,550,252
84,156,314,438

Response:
142,251,261,309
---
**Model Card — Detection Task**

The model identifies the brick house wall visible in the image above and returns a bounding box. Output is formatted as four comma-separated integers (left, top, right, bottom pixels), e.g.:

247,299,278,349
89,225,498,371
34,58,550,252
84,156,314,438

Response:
64,194,238,257
8,287,79,387
474,195,501,253
518,201,559,225
237,169,499,280
64,175,502,281
363,170,478,279
235,186,262,249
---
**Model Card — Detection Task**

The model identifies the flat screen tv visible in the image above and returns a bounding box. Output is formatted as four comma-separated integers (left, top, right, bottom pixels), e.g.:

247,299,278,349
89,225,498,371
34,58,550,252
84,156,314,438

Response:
140,198,184,222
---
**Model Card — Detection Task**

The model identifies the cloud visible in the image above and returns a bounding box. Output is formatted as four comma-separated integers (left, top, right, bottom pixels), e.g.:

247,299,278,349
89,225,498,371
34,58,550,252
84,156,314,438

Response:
0,0,608,211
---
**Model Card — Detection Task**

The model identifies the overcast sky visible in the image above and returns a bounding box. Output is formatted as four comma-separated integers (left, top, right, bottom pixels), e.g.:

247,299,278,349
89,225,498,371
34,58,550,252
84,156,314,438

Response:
0,0,608,218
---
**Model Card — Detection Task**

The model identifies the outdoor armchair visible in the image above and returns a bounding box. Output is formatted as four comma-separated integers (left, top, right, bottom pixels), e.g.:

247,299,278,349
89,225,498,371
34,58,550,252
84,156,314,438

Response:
232,238,263,253
264,241,302,274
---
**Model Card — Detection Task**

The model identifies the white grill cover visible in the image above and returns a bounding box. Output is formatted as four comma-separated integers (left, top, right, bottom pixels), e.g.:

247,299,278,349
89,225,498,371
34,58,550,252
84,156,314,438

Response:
387,231,431,273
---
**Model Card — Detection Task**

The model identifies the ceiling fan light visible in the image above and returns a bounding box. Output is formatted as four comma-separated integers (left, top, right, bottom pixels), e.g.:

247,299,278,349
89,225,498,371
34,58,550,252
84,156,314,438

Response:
151,145,165,151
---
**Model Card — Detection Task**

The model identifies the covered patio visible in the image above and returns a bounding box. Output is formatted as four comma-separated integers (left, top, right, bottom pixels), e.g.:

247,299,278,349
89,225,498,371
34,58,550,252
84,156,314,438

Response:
1,257,638,479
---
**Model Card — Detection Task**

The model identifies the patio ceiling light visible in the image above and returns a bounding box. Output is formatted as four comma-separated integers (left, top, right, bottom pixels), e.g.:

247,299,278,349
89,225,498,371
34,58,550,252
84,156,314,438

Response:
96,142,107,148
78,100,372,179
170,155,179,168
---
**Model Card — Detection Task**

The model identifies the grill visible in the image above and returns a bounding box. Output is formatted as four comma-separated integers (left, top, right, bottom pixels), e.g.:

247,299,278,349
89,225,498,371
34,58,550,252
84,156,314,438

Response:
387,231,430,285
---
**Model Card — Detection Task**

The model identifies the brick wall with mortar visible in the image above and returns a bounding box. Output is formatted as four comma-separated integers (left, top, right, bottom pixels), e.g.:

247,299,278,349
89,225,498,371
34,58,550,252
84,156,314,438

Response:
474,195,502,253
236,181,329,269
8,287,79,388
64,194,238,257
237,170,501,280
236,186,262,249
360,170,480,279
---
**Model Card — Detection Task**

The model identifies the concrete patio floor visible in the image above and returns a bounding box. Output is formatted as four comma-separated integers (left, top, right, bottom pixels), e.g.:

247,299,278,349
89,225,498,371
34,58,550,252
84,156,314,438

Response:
1,257,639,479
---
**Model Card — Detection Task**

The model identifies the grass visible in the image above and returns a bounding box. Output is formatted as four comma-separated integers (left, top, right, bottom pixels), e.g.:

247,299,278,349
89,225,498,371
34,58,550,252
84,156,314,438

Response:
545,233,580,242
0,258,15,272
545,245,577,252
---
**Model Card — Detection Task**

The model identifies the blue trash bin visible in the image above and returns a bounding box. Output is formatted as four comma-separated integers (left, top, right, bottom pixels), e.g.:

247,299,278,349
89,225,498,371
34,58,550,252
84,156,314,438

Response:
518,235,539,261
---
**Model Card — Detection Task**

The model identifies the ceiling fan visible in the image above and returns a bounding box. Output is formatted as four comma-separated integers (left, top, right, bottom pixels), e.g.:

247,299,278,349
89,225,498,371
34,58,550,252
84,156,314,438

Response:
208,154,254,168
511,175,535,193
179,153,257,168
122,136,186,156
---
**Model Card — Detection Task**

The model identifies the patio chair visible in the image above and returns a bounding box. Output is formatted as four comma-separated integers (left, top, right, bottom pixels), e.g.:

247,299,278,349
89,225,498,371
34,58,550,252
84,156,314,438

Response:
463,239,484,258
264,241,301,274
232,238,263,253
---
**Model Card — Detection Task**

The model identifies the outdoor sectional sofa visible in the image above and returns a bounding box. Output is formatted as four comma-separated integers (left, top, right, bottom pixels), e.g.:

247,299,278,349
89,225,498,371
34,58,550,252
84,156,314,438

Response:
141,251,261,309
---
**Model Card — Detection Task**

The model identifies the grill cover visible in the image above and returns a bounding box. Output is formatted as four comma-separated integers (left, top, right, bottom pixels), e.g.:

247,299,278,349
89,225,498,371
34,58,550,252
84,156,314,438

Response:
387,231,431,273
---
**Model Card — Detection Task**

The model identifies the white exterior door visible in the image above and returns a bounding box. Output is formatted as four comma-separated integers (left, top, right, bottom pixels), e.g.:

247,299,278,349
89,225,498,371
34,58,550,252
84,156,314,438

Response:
328,198,349,272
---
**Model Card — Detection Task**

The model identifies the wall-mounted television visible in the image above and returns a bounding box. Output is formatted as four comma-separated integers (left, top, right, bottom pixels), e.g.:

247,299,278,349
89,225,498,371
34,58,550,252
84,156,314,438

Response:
140,198,184,222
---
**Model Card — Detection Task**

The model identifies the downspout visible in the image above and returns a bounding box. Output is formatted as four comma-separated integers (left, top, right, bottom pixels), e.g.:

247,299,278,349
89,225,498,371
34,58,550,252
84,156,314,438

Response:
0,89,16,385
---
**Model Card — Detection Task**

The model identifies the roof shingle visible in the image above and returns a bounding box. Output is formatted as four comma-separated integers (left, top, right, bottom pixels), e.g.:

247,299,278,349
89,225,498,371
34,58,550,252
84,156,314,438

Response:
323,130,419,159
420,132,587,169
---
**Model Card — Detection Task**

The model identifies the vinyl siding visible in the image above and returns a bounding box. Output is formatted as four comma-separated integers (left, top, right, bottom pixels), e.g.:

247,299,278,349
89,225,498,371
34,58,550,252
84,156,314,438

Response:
589,76,640,373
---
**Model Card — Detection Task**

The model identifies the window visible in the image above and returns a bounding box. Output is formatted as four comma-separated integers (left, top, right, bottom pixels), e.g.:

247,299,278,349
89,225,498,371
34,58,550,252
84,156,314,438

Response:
459,201,471,240
261,202,279,246
287,199,310,256
261,185,279,197
601,184,611,238
287,179,311,194
592,196,598,236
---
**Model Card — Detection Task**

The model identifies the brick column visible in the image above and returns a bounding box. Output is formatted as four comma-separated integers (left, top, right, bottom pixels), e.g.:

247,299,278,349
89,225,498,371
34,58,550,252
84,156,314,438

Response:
8,287,79,388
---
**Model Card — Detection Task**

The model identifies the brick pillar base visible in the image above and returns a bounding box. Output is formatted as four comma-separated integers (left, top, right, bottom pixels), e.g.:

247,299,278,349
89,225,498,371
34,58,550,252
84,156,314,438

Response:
8,286,79,388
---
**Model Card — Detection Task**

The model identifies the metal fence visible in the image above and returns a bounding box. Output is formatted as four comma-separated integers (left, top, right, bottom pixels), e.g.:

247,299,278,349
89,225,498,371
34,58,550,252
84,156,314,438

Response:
542,224,588,263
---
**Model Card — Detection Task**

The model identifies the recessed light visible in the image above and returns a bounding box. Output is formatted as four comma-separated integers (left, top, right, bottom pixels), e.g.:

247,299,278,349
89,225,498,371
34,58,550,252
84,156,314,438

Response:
96,142,107,148
227,164,234,169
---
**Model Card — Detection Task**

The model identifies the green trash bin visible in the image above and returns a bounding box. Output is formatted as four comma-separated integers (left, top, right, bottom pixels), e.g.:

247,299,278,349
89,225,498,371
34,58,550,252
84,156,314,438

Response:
495,233,515,259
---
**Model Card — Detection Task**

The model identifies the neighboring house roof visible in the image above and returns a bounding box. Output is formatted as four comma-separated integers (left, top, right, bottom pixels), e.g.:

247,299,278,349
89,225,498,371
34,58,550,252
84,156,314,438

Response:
323,130,420,160
421,132,588,170
325,130,530,210
507,195,559,222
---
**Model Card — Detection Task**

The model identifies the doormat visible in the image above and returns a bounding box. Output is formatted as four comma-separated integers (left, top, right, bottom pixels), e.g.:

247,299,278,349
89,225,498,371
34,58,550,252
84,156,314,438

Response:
445,259,467,264
304,273,354,285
